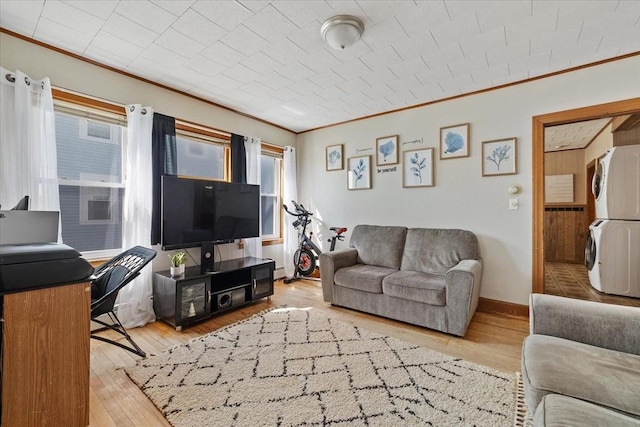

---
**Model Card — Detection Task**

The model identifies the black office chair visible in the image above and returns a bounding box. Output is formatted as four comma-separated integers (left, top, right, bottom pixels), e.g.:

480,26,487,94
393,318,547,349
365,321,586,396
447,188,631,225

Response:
90,246,157,357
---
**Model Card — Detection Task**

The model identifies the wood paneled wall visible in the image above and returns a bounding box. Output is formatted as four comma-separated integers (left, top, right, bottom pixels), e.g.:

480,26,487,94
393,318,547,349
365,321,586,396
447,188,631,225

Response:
544,206,589,263
544,150,587,205
612,116,640,146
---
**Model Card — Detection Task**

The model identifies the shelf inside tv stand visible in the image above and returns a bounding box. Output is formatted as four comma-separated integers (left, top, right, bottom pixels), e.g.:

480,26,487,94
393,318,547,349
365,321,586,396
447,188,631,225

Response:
152,256,275,330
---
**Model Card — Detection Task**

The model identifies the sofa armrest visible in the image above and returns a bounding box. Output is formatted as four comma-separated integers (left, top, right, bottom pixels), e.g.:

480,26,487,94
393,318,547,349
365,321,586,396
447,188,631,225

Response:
444,259,482,336
319,248,358,303
530,293,640,355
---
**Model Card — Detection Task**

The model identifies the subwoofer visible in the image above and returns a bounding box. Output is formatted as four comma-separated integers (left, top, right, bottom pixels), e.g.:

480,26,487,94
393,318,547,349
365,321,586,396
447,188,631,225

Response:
215,287,246,310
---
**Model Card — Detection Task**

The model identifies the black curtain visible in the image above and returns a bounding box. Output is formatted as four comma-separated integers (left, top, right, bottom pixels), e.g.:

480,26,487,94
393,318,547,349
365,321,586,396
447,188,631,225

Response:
231,133,246,184
151,113,177,245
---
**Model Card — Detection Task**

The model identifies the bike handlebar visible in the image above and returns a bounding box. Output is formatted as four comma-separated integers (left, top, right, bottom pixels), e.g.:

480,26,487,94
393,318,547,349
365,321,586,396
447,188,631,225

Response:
283,200,312,217
284,201,347,239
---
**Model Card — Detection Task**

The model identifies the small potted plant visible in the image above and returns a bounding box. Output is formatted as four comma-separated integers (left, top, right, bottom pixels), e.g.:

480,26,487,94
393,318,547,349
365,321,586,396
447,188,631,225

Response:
169,251,187,276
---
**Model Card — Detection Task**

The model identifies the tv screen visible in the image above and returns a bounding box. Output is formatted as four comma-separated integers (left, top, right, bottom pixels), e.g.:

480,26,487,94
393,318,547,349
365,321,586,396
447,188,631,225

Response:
161,176,260,250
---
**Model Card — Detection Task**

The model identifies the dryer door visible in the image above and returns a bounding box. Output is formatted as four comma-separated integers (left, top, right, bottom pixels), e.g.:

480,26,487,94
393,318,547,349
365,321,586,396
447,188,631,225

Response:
592,161,604,200
584,227,597,270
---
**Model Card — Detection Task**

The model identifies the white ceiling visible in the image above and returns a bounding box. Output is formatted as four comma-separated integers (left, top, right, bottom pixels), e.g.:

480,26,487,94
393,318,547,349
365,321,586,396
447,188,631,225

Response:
1,1,639,133
544,117,611,152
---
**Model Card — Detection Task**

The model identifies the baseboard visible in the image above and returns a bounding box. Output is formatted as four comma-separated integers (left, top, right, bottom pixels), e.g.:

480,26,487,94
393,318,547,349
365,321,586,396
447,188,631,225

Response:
477,297,529,318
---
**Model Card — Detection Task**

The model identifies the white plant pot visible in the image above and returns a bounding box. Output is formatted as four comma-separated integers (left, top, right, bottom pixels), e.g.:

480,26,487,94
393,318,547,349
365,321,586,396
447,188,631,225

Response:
170,264,185,276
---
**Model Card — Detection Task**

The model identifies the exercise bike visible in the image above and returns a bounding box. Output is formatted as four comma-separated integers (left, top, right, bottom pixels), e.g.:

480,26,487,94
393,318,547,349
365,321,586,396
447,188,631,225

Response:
283,201,347,283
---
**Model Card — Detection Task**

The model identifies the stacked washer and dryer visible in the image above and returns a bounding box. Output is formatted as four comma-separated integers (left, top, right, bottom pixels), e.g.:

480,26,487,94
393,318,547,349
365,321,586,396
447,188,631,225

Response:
585,144,640,298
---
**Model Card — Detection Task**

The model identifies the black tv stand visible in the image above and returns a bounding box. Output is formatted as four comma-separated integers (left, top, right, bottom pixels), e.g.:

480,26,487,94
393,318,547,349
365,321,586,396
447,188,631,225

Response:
152,256,274,331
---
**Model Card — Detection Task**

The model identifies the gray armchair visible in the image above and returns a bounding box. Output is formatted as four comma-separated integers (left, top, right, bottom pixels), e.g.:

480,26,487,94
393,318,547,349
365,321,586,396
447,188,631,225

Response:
522,294,640,425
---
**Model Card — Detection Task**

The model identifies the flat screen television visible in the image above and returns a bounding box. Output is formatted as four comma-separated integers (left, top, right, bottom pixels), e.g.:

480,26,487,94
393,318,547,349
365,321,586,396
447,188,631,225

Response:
161,175,260,250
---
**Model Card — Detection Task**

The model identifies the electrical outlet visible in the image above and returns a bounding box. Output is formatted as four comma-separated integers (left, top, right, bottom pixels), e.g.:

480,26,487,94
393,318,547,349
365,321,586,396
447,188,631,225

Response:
509,198,519,210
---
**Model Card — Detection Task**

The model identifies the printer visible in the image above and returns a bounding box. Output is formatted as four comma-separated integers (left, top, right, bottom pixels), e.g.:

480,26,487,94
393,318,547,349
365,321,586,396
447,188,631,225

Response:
0,243,94,294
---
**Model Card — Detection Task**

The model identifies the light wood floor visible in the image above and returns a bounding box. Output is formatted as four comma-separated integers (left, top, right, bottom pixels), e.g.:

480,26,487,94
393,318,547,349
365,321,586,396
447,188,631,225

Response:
89,279,529,426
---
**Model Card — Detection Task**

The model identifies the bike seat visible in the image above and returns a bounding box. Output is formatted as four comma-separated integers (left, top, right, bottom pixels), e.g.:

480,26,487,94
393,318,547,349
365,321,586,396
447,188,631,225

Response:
330,227,348,235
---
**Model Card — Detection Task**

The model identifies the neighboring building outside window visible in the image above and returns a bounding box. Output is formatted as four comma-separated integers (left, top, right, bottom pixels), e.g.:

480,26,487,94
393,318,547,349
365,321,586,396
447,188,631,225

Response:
55,112,125,258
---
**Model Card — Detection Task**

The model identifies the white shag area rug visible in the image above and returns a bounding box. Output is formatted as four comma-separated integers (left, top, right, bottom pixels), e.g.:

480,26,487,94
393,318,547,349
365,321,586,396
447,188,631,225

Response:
126,307,521,426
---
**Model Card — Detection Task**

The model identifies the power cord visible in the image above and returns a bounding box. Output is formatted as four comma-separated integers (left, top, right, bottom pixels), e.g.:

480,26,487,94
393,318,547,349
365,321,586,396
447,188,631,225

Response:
184,248,198,267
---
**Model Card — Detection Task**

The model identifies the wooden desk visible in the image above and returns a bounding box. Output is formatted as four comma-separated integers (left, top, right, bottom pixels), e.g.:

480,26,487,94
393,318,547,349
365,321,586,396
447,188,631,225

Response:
1,281,90,427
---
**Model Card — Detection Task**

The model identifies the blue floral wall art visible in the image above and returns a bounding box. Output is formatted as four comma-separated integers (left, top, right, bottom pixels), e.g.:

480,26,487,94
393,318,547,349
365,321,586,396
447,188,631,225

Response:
326,144,343,171
376,135,399,165
444,132,464,153
482,137,517,176
487,144,511,170
347,155,371,190
403,148,434,187
440,123,470,159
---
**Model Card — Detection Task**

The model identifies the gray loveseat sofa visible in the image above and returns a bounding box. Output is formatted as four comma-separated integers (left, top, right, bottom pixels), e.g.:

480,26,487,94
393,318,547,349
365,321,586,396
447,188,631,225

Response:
522,294,640,426
319,224,482,336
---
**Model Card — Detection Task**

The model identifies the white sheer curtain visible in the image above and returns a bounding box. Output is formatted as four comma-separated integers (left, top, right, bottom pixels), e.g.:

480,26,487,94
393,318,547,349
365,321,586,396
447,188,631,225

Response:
283,146,298,278
0,68,60,237
115,104,155,328
244,135,262,258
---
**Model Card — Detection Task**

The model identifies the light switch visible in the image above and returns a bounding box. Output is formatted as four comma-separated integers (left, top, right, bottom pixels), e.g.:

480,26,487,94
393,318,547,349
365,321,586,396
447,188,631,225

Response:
509,198,519,210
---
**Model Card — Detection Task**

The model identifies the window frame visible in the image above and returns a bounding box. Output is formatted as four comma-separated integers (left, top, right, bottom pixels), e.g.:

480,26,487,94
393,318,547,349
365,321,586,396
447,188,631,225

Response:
260,144,284,245
53,94,127,260
174,126,230,183
260,155,281,240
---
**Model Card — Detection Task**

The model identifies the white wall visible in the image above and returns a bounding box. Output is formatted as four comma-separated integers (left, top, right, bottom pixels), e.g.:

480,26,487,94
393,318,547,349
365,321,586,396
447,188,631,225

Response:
0,33,294,274
296,55,640,305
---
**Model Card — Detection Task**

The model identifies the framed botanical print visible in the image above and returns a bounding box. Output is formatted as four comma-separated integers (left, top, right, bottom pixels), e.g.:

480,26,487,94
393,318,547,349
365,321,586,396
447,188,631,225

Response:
347,155,371,190
482,137,517,176
326,144,343,171
440,123,470,159
376,135,399,166
403,148,434,187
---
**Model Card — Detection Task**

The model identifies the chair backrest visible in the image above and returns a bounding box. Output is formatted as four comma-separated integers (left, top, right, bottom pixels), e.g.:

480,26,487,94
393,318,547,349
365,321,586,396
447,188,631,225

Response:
91,246,157,317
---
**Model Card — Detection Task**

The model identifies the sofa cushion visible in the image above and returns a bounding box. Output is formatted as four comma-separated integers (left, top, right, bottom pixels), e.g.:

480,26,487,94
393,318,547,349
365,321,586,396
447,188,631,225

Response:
401,228,479,274
334,264,398,294
349,225,407,269
382,270,446,306
522,334,640,418
533,394,640,427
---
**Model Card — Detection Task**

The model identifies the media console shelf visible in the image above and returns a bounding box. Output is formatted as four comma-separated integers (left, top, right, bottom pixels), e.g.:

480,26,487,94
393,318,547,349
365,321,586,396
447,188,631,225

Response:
153,256,275,331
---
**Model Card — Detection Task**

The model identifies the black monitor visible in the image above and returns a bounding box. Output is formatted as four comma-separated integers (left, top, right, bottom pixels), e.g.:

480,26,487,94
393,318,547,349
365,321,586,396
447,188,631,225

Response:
161,176,260,250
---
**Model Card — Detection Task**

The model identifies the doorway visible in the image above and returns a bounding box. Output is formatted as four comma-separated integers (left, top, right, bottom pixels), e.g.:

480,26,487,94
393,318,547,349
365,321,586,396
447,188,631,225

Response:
532,97,640,305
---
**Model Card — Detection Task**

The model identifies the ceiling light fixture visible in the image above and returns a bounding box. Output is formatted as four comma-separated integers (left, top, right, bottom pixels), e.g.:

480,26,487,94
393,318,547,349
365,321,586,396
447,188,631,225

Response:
320,15,364,50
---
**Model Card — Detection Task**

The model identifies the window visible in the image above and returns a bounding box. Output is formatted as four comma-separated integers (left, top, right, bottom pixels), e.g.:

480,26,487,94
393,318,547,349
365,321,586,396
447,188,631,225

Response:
175,133,227,180
260,154,282,240
55,112,125,257
54,91,287,255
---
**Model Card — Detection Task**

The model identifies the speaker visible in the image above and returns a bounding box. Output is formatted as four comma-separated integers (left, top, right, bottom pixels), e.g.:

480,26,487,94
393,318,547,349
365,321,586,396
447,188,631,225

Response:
215,287,246,310
200,242,215,273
